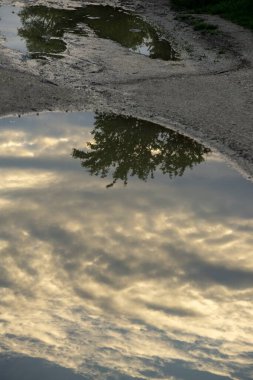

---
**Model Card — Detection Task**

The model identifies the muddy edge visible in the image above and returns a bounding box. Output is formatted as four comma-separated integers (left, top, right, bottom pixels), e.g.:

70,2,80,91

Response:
0,0,252,178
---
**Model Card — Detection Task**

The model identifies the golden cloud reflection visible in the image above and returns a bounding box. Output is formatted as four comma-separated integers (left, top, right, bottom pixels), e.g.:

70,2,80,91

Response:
0,112,253,379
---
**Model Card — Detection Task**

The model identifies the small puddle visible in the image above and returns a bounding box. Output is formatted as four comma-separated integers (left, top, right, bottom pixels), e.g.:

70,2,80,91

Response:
0,4,179,60
0,112,253,380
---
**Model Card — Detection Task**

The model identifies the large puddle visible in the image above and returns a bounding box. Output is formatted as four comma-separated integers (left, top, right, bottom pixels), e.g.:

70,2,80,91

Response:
0,112,253,379
0,4,179,60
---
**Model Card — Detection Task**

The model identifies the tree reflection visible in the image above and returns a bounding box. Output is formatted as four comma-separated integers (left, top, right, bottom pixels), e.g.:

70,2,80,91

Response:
18,6,85,56
72,114,210,187
79,5,179,60
17,5,178,60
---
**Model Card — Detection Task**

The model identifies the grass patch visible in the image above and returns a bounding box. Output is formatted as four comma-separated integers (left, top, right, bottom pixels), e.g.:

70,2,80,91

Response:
172,0,253,30
175,14,218,34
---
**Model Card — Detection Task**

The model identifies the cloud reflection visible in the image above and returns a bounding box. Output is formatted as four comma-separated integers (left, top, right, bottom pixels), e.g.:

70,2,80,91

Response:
0,112,253,379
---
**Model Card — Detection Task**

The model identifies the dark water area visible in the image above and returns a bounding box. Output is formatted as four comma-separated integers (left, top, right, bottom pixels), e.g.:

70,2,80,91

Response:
0,4,179,60
0,112,253,379
0,356,87,380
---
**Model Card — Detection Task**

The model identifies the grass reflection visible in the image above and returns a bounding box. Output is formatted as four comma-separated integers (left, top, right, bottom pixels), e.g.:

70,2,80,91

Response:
72,114,210,187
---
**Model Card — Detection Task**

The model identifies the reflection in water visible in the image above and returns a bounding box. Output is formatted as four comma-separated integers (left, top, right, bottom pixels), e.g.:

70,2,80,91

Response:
16,5,179,60
75,5,179,60
0,355,88,380
17,5,86,58
0,6,27,53
72,113,210,187
0,112,253,379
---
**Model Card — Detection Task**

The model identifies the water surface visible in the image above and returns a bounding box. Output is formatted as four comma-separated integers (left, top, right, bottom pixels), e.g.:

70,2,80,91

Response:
0,5,26,53
0,4,179,60
0,112,253,380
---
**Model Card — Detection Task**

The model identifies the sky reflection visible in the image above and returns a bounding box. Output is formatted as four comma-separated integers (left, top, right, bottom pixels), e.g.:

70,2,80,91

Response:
0,112,253,379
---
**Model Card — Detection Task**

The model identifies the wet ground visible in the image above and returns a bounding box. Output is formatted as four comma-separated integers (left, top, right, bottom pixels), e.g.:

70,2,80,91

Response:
0,112,253,380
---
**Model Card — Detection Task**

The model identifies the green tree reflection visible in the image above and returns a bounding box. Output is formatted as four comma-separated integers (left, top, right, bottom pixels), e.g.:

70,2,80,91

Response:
18,6,85,57
72,114,210,187
79,5,179,60
17,5,178,60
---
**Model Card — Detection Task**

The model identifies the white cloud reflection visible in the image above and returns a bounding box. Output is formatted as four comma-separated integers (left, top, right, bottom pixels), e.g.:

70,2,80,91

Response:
0,112,253,380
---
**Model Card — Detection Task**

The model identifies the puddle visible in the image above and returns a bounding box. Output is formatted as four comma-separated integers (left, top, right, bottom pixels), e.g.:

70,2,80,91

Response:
0,112,253,379
0,4,179,60
0,5,27,53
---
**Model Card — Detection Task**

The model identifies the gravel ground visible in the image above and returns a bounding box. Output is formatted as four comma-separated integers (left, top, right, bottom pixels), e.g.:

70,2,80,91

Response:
0,0,252,177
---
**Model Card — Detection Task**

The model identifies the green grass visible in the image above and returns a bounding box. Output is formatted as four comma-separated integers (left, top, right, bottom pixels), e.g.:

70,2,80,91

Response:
175,14,219,34
171,0,253,30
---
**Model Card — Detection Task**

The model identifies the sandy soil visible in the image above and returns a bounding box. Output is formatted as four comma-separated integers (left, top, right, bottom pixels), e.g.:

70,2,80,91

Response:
0,0,252,177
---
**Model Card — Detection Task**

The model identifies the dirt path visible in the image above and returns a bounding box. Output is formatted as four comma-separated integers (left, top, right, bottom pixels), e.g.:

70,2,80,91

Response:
0,0,252,176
